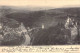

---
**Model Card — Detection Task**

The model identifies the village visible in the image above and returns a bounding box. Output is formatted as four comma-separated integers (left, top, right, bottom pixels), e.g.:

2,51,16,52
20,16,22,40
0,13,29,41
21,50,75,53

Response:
0,16,80,45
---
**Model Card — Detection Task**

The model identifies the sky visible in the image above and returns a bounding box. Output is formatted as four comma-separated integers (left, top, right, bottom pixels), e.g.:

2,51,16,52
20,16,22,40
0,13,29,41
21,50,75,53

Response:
0,0,80,8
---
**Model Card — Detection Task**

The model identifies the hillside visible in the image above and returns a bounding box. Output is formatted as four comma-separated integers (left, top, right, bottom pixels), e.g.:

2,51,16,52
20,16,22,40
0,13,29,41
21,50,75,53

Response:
5,7,80,28
1,6,80,45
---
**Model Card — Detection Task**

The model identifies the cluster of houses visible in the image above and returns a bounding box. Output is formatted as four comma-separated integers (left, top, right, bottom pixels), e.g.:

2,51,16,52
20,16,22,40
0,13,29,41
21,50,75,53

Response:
0,22,30,45
64,17,79,44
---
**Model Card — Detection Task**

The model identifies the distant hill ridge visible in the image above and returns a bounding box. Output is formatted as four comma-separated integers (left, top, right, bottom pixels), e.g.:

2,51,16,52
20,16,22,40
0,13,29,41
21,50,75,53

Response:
0,6,80,28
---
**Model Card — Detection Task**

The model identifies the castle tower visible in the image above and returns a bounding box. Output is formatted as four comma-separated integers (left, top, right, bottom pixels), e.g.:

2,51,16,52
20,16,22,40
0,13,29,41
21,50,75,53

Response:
65,17,71,29
42,23,44,29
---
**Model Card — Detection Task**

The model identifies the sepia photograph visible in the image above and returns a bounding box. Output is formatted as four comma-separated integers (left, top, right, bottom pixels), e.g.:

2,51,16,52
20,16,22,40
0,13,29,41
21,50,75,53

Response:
0,0,80,47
